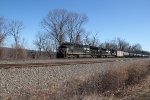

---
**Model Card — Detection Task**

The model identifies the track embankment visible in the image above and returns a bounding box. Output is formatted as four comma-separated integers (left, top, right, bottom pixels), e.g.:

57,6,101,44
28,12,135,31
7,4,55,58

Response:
0,58,145,69
0,58,150,100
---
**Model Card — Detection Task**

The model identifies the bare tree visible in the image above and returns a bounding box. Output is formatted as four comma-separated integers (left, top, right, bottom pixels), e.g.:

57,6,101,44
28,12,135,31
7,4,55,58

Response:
84,32,100,46
83,32,90,45
7,20,24,48
34,32,55,58
41,9,88,48
104,42,112,49
0,17,7,46
7,20,25,59
0,17,7,58
131,43,142,52
90,33,100,46
75,33,81,44
82,32,100,46
102,38,130,51
41,9,69,46
42,37,55,58
115,38,129,51
102,41,117,49
33,32,45,56
67,13,88,44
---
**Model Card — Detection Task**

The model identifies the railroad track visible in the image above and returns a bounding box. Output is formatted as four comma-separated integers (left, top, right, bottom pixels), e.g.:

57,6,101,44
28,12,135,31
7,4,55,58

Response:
0,59,126,69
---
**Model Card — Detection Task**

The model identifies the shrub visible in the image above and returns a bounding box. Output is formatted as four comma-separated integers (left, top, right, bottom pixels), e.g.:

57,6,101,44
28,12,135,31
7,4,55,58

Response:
0,48,4,59
55,60,150,99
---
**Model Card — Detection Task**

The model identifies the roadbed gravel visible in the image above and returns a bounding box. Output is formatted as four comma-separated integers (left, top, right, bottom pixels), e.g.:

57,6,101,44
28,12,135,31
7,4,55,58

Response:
0,58,144,64
0,58,149,98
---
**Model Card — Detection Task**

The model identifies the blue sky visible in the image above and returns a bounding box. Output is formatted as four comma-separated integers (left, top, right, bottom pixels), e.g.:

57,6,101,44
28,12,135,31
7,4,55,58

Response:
0,0,150,51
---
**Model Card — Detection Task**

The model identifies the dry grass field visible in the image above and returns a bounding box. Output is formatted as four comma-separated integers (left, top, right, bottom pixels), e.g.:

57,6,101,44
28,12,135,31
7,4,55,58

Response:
0,58,150,100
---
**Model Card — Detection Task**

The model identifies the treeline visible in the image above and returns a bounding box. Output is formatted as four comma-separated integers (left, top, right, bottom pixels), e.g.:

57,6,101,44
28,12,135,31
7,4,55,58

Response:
0,17,27,59
0,9,149,59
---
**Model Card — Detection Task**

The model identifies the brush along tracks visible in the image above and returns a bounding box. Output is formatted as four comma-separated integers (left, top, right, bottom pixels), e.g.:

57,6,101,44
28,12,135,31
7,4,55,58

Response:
0,59,130,69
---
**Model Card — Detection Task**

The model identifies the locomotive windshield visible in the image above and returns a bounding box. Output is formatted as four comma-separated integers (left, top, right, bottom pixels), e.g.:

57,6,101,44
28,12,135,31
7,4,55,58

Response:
59,45,67,48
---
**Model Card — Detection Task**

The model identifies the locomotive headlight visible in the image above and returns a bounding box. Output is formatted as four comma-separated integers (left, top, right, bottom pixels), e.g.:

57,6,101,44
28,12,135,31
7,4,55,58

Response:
84,47,90,50
106,50,110,53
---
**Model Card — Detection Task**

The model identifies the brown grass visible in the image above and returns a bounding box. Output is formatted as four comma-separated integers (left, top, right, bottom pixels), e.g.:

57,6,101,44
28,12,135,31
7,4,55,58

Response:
5,60,150,100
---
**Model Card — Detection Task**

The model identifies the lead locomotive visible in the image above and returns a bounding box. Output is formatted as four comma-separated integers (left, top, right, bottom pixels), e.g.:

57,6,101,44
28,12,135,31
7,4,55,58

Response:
56,42,119,58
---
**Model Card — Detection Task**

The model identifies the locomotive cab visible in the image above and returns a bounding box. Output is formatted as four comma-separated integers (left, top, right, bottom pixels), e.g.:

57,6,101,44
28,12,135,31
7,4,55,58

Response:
57,43,92,58
56,45,68,58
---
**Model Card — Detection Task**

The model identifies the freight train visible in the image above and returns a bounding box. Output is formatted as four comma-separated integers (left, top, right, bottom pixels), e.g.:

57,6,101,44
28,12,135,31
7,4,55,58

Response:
56,42,149,58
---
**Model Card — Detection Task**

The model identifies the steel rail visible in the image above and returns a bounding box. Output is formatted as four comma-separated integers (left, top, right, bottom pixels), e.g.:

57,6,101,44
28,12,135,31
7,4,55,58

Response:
0,59,123,69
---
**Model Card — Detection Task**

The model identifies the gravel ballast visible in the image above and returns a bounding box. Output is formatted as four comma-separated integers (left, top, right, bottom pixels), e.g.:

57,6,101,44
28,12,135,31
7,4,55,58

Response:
0,58,149,98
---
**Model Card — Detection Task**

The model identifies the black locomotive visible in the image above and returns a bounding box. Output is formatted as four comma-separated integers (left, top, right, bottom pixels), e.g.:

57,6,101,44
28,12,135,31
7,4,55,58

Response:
56,42,150,58
56,42,115,58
